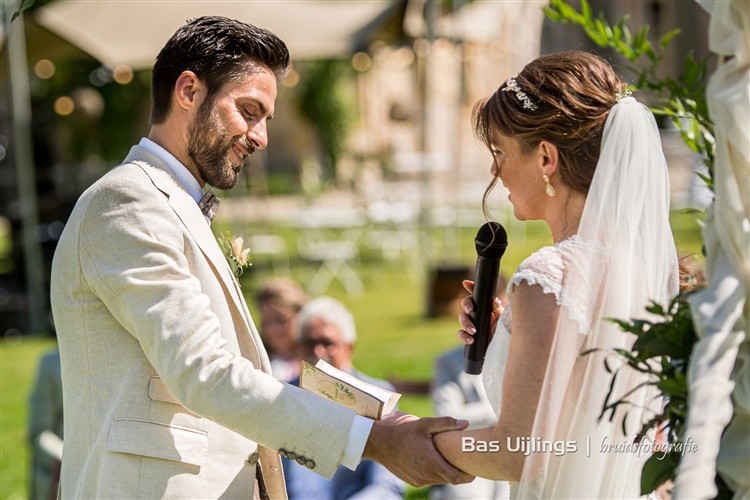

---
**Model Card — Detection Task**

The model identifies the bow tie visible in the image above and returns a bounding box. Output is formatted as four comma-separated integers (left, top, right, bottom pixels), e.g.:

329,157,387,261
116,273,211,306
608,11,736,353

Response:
198,189,221,223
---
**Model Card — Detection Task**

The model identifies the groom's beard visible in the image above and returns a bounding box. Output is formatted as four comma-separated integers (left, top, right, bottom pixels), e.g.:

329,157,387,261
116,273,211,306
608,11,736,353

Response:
187,98,245,190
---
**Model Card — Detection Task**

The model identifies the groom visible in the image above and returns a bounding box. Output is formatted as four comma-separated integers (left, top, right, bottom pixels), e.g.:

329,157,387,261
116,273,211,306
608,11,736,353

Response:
50,16,471,499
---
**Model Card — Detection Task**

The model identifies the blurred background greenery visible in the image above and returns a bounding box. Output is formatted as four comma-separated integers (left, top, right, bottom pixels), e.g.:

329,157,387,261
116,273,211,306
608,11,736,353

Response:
0,210,703,498
1,0,713,497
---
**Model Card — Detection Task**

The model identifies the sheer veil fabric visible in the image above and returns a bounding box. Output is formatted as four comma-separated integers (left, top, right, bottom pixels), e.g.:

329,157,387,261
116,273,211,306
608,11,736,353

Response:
517,97,680,498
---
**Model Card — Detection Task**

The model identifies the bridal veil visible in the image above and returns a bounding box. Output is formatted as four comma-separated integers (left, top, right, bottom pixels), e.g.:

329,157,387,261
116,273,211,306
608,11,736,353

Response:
517,96,680,497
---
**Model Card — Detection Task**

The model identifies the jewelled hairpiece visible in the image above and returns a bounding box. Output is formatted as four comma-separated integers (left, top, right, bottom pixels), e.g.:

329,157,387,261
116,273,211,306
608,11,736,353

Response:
615,88,633,102
502,77,538,111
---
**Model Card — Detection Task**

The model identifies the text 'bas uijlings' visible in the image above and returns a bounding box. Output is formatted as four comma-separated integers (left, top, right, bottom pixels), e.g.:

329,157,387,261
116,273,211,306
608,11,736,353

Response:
462,437,578,456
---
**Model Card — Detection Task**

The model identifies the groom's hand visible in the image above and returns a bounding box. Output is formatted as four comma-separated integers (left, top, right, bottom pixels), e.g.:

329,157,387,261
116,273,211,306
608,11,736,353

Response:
362,411,474,487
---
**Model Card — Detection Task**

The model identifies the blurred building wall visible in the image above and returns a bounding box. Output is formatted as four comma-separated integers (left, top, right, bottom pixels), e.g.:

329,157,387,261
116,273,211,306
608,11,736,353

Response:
0,0,712,335
344,1,710,216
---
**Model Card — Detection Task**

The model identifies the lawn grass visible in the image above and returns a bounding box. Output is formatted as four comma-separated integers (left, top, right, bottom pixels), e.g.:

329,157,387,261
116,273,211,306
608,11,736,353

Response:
0,336,57,500
0,209,702,498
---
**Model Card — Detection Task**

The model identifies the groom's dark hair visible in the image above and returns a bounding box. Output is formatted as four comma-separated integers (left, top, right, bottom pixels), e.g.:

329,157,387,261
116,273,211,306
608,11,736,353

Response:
150,15,290,124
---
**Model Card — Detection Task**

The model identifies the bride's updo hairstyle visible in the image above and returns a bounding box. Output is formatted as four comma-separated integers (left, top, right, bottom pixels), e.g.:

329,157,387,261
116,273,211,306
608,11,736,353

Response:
475,51,628,198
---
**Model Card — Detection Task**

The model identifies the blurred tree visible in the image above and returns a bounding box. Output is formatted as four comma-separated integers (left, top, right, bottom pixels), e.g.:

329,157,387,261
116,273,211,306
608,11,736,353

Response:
295,59,358,185
1,0,149,335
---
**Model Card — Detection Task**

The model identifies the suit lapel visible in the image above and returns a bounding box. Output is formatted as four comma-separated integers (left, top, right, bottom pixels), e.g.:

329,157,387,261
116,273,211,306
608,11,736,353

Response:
123,147,269,371
224,268,273,373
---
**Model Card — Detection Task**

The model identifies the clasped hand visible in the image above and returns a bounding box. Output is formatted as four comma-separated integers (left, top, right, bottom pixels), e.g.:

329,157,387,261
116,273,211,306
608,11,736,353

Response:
364,411,474,487
362,279,505,487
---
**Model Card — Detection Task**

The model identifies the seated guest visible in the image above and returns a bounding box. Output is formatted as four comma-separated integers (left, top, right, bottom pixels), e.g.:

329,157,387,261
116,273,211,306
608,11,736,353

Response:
430,274,510,500
254,277,308,382
28,347,64,500
285,296,406,500
430,346,510,500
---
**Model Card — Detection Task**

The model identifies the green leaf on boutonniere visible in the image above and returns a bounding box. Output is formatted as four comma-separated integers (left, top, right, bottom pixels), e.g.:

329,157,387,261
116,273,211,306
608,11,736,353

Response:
218,231,252,281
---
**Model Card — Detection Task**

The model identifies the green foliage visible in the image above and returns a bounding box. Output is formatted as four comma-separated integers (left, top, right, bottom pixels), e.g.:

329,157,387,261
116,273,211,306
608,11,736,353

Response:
591,292,697,493
604,292,731,499
295,60,358,180
641,451,681,496
9,0,35,22
544,1,728,495
545,0,715,185
27,57,150,167
0,337,57,499
1,215,700,498
8,0,65,23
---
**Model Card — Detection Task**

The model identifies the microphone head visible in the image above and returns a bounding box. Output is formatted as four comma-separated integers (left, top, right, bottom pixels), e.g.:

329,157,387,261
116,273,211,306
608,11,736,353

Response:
475,222,508,259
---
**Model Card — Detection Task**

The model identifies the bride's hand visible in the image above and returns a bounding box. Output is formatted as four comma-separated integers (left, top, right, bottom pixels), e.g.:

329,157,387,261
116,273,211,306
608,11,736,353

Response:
457,280,504,344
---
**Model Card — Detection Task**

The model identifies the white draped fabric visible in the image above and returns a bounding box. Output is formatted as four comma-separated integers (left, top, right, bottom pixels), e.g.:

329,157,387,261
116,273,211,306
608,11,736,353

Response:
508,97,680,498
674,1,750,498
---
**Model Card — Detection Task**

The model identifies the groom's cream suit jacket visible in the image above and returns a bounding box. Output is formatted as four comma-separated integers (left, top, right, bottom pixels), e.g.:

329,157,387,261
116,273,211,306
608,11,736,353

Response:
50,146,357,499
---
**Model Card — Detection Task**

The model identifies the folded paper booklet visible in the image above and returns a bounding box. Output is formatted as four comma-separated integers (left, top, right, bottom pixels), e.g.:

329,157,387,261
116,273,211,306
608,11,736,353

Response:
300,360,401,419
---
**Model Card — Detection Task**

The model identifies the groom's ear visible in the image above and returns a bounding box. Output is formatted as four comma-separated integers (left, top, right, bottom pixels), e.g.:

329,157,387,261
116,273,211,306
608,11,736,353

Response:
174,71,205,113
539,140,559,176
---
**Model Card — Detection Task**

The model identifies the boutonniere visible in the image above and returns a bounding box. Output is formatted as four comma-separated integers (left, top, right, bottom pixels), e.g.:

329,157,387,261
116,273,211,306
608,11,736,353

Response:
219,231,252,281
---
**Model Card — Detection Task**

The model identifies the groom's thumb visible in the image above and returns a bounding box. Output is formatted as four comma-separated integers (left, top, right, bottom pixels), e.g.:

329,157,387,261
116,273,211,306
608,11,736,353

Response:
423,416,470,436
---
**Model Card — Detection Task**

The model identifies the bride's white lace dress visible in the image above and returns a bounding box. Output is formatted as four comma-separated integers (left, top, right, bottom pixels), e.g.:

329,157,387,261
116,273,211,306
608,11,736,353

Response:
482,238,575,420
482,239,582,498
481,236,662,498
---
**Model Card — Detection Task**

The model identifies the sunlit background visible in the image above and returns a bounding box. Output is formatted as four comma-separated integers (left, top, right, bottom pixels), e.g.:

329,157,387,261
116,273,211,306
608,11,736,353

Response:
1,1,712,498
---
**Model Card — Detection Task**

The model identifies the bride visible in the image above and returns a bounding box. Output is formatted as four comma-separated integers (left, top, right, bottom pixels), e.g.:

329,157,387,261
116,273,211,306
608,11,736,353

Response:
432,51,679,498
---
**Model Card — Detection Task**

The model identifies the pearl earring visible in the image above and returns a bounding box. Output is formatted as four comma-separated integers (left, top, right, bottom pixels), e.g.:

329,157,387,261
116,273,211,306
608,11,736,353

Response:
543,174,556,197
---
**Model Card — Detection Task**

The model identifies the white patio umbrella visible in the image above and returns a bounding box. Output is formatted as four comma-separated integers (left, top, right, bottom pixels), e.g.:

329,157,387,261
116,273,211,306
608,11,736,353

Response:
35,0,396,68
673,0,749,498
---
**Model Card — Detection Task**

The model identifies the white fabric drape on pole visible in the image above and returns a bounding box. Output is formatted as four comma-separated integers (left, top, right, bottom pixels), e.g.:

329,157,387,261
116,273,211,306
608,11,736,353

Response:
674,1,750,498
2,3,47,334
35,0,395,67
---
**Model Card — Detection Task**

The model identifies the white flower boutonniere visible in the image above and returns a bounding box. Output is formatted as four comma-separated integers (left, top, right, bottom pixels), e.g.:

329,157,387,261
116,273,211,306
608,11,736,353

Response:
219,231,252,281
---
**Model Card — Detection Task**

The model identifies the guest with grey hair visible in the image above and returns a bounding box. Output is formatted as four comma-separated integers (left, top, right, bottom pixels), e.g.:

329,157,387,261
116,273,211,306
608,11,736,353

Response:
284,296,406,500
296,296,358,370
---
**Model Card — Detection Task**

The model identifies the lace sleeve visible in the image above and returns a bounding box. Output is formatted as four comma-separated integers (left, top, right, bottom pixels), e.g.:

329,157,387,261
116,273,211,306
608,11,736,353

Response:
509,238,596,334
509,245,565,304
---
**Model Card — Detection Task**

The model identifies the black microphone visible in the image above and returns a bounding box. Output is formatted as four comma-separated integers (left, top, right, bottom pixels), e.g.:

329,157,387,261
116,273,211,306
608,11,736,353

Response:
464,222,508,375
